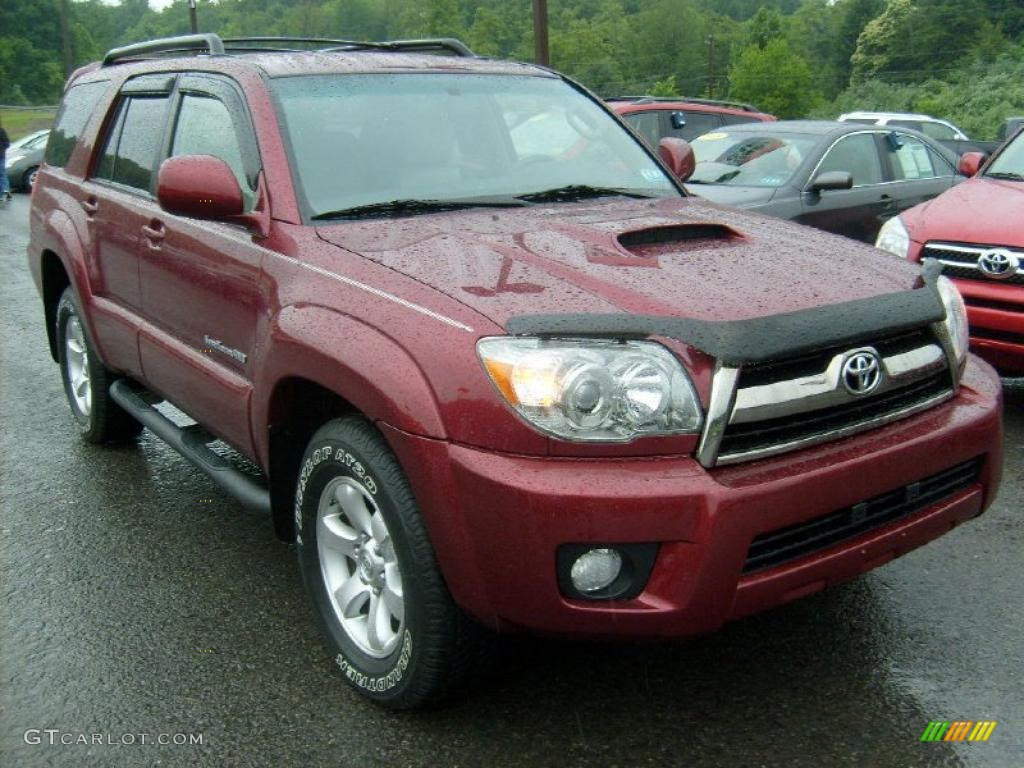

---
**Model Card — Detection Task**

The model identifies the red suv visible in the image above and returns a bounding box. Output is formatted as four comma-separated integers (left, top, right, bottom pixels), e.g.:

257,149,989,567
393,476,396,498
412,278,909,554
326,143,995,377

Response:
608,96,776,148
875,130,1024,374
30,34,1002,709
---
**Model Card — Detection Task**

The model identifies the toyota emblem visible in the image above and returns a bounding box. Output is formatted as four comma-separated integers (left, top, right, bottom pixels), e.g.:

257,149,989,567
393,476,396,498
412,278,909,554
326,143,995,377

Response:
841,350,882,396
977,249,1019,280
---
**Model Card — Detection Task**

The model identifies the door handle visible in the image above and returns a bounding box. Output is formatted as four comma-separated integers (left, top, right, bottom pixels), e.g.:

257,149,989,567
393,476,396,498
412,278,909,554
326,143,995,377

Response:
141,221,165,243
81,196,98,216
879,193,897,211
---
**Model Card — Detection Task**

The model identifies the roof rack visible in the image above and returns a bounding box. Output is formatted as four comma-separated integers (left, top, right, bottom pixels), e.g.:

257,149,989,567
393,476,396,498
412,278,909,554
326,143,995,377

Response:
606,95,761,113
101,33,474,67
102,34,225,66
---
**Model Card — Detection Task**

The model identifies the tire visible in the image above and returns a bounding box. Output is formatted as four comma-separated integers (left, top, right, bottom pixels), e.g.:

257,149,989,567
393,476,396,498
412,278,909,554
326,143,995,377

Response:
56,287,143,444
23,166,39,192
295,415,492,709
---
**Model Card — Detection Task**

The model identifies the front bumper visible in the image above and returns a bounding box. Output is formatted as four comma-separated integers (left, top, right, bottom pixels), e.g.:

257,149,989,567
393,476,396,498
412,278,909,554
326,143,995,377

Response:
953,278,1024,374
382,357,1003,637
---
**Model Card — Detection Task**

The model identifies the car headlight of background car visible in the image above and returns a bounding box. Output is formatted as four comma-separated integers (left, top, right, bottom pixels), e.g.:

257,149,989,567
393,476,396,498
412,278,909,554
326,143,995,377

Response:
478,337,703,441
936,275,969,368
875,216,910,259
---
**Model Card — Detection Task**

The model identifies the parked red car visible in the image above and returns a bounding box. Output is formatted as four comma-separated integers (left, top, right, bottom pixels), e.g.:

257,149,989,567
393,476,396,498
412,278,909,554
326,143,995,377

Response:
608,96,776,147
876,129,1024,374
30,34,1002,709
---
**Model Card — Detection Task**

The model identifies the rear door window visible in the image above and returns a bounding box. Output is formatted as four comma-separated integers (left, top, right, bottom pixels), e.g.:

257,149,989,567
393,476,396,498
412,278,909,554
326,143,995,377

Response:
889,134,939,180
93,96,170,192
45,81,110,168
667,111,721,141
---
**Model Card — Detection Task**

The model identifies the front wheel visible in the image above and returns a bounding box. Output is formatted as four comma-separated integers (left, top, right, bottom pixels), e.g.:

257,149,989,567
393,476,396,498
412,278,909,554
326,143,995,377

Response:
295,415,492,709
23,166,39,192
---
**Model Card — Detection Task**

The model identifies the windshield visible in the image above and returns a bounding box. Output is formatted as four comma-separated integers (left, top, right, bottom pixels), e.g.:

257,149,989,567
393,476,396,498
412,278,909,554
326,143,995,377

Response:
688,130,819,188
986,129,1024,180
271,74,678,219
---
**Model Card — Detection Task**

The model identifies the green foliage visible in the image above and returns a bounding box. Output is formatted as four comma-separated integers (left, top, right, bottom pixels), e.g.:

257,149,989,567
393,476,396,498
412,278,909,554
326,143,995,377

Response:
0,0,1019,137
730,39,819,118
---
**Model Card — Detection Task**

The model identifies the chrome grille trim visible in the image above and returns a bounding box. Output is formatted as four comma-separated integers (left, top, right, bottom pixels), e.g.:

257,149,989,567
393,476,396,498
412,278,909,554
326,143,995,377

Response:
698,329,956,468
925,242,1024,284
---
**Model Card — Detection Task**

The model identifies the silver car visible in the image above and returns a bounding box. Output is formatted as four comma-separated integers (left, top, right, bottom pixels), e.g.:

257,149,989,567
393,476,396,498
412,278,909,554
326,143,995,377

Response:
5,129,49,192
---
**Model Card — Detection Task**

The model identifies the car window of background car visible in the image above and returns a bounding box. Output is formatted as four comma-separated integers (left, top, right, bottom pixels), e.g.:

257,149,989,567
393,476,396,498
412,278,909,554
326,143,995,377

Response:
666,111,719,142
45,81,110,168
171,94,254,209
689,131,818,187
623,111,660,149
816,133,883,186
271,73,678,218
889,134,938,180
987,130,1024,176
93,96,169,192
917,121,958,141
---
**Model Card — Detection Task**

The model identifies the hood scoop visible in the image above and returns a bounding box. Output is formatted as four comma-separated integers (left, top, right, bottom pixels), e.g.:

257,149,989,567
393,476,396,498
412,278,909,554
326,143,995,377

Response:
617,223,743,258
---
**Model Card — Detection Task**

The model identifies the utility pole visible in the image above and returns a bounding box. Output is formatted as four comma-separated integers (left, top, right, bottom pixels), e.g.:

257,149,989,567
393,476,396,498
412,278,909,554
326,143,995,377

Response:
706,34,716,99
533,0,550,67
58,0,73,77
188,0,199,34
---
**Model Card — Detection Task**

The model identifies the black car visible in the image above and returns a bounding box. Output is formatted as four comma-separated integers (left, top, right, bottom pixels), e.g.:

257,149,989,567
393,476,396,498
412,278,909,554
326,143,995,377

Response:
685,121,964,242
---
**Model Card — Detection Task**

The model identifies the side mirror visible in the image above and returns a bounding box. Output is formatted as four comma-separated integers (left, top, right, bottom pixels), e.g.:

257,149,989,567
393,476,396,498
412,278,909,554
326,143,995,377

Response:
157,154,244,220
958,151,986,178
658,137,695,182
670,111,687,130
809,170,854,192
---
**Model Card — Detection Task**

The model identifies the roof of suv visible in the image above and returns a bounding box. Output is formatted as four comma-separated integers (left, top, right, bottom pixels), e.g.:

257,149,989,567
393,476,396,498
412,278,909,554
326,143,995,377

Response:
73,34,554,84
608,97,773,121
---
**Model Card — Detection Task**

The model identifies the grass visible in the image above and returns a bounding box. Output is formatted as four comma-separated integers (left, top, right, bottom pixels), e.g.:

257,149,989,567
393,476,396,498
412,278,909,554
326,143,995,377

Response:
1,108,58,141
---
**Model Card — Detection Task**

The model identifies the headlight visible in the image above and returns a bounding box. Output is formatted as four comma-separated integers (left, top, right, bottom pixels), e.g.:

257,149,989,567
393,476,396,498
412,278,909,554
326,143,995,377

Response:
477,337,703,441
875,216,910,259
936,275,969,367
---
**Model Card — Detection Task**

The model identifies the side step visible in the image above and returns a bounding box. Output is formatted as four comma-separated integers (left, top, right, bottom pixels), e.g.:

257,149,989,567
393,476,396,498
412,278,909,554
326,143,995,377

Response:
109,380,271,514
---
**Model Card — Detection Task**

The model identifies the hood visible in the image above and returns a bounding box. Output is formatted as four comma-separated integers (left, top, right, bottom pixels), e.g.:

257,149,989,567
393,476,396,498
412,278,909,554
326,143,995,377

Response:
683,184,778,209
903,177,1024,247
316,197,923,328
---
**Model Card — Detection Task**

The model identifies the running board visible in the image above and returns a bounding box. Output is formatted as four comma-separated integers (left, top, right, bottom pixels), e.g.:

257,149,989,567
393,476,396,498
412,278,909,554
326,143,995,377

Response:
109,380,271,514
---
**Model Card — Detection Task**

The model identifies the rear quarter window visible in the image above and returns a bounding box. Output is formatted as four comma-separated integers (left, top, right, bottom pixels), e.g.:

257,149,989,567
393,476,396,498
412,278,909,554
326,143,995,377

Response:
45,81,111,169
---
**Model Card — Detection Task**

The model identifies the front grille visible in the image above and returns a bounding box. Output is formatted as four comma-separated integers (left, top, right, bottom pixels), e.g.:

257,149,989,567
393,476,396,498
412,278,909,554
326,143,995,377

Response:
738,329,933,388
712,328,954,465
742,458,982,574
718,373,949,458
965,296,1024,314
971,326,1024,345
924,242,1024,285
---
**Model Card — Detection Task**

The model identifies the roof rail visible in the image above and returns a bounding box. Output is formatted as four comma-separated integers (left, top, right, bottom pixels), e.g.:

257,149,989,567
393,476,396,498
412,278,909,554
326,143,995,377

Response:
101,34,475,67
320,38,475,57
102,34,225,67
605,95,761,112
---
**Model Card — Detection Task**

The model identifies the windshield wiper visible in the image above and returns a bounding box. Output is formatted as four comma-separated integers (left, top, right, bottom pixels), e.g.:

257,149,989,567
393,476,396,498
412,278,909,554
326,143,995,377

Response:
985,171,1024,181
311,197,525,221
516,185,656,203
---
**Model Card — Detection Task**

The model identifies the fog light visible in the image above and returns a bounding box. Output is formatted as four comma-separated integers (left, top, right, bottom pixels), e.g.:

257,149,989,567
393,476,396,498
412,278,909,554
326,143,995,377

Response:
570,548,623,593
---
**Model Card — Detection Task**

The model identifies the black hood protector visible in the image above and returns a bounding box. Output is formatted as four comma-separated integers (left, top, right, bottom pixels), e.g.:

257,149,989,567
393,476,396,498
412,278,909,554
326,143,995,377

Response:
506,261,946,365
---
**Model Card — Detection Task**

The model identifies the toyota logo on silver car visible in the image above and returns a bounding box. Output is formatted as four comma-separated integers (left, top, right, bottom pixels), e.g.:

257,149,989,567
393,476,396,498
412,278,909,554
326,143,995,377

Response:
977,249,1019,280
841,349,882,396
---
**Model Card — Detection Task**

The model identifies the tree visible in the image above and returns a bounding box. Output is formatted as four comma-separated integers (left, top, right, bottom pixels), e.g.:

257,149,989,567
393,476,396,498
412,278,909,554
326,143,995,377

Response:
729,38,819,117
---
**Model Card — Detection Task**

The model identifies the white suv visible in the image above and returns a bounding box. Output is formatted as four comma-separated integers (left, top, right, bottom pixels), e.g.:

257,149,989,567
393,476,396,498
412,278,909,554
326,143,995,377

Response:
838,111,969,141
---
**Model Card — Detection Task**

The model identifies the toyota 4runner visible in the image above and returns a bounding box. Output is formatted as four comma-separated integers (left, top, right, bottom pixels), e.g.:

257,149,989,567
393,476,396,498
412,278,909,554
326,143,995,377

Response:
29,34,1003,709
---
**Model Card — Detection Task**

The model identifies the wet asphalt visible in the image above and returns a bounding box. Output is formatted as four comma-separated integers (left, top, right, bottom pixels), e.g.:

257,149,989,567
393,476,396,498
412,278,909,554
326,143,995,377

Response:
1,191,1021,768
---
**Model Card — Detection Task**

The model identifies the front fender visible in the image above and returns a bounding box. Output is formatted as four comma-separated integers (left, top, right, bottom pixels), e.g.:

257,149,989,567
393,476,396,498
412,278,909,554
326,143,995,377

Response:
252,304,447,466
